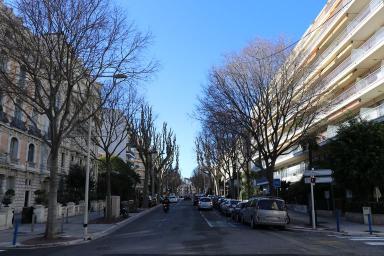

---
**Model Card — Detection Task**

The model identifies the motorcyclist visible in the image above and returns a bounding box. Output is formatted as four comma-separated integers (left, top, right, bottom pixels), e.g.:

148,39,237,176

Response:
162,196,170,206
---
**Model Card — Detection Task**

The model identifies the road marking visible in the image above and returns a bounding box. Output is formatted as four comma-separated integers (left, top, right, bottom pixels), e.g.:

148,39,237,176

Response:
365,242,384,246
350,237,384,241
199,211,213,228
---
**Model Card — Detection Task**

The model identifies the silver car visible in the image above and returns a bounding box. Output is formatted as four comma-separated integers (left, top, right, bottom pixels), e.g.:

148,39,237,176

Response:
242,197,289,228
198,197,213,210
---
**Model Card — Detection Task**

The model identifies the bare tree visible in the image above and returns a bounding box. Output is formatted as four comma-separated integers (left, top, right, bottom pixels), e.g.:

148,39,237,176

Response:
153,123,177,195
198,38,327,196
90,86,142,219
130,105,156,208
0,0,155,238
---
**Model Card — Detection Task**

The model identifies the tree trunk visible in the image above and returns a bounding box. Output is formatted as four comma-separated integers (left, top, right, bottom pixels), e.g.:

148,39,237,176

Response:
266,161,276,196
105,156,112,220
45,147,59,239
142,166,149,208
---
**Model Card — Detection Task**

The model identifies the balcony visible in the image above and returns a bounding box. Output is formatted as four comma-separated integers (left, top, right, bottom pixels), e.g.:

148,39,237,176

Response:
28,125,42,138
10,117,27,131
314,0,382,68
360,102,384,121
0,111,8,123
10,157,20,165
322,27,384,91
27,162,36,169
333,65,384,105
0,153,9,165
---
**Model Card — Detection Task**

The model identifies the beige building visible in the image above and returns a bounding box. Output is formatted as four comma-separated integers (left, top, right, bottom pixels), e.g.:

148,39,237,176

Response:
274,0,384,182
127,147,145,192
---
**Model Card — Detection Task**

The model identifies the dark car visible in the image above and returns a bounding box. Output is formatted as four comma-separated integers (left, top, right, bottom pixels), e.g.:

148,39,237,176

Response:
193,195,200,206
232,201,248,222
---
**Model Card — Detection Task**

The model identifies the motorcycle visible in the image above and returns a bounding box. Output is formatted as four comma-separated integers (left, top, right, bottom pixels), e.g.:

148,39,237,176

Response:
120,206,129,218
163,203,169,213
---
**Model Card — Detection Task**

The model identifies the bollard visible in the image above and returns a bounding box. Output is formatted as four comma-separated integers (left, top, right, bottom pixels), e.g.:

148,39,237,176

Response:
336,209,340,232
66,208,69,224
12,220,19,246
368,213,373,235
31,213,35,232
61,213,64,233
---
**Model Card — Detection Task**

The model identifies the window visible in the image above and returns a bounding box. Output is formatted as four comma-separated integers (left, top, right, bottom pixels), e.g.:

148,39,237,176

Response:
0,92,3,112
61,153,65,167
14,99,22,121
0,50,8,73
18,65,27,88
9,137,19,160
27,144,35,163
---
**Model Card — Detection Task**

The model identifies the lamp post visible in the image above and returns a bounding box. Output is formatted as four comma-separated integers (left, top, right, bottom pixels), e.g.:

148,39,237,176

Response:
83,73,127,240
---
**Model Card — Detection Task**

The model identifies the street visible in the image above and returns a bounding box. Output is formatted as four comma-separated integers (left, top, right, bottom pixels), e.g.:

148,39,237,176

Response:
2,200,384,255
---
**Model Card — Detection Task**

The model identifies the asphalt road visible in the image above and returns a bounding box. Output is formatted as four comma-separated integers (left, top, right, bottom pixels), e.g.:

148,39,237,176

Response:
2,200,384,255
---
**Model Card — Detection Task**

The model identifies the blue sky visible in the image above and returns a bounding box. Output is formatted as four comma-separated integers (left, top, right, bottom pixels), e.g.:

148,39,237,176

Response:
117,0,327,178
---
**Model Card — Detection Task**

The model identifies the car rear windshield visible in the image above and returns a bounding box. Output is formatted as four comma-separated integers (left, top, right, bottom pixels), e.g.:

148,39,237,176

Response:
258,199,285,211
200,198,211,202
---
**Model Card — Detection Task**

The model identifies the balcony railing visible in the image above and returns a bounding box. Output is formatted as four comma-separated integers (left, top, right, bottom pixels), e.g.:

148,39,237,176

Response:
10,158,19,165
314,0,382,69
28,125,42,138
322,27,384,90
0,111,8,123
27,162,36,168
360,103,384,121
10,117,27,131
333,66,384,105
0,153,9,165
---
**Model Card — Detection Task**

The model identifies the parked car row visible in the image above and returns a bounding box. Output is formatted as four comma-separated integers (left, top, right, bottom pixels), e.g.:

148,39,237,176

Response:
215,196,289,229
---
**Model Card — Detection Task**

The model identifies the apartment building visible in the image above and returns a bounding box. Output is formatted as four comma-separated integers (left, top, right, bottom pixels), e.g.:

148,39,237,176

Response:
274,0,384,182
0,90,96,211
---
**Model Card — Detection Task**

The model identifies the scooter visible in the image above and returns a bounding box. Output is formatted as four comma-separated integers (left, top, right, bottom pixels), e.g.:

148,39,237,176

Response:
163,203,169,213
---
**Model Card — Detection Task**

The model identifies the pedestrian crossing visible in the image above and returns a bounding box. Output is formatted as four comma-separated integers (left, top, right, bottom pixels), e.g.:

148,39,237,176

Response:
328,234,384,246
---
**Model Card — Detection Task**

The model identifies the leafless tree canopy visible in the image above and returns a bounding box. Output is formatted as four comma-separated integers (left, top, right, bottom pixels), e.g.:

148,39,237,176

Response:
196,38,328,195
0,0,156,238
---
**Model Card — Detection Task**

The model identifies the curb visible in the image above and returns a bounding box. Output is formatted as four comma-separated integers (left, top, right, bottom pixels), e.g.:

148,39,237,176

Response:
3,204,162,249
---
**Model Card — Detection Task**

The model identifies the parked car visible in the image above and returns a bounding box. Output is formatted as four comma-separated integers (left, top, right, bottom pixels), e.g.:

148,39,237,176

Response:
231,201,248,222
148,196,157,207
242,197,289,229
198,197,213,210
193,195,200,206
169,195,178,203
223,200,240,216
219,199,230,212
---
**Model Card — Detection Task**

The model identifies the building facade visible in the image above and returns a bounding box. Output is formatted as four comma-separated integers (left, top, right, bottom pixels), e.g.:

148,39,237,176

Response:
274,0,384,182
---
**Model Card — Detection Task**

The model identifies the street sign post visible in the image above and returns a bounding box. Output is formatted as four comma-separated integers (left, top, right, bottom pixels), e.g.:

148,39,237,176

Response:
303,169,333,177
273,178,281,188
304,176,333,184
310,175,316,229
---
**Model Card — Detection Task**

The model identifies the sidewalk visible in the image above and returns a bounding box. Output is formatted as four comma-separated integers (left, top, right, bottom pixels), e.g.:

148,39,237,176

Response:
0,205,160,248
288,210,384,236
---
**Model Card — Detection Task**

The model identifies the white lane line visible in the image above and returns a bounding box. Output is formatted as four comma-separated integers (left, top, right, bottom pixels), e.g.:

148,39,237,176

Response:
199,211,213,228
365,242,384,246
350,237,384,241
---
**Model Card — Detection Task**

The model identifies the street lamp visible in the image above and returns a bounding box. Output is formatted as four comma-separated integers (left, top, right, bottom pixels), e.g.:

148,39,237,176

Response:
83,73,127,240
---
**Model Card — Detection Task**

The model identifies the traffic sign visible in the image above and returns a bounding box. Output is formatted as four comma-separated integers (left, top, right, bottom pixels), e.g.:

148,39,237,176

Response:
273,178,281,188
304,176,333,184
303,169,333,177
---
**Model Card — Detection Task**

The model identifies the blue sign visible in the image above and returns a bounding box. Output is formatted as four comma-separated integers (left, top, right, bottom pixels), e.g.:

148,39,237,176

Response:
273,178,281,188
